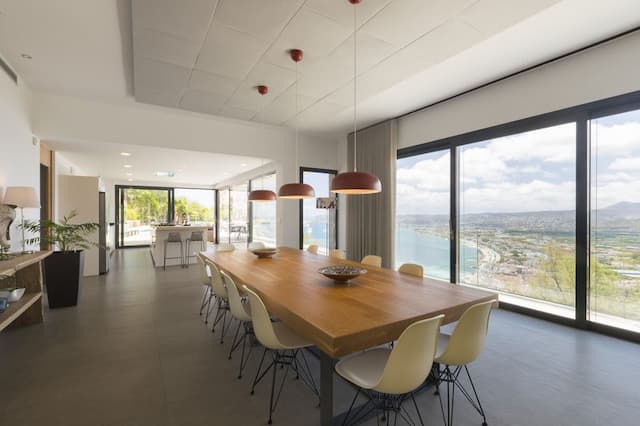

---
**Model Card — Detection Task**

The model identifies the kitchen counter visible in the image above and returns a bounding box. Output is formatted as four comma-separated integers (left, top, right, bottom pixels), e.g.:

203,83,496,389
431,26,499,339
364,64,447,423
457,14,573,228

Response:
151,226,210,268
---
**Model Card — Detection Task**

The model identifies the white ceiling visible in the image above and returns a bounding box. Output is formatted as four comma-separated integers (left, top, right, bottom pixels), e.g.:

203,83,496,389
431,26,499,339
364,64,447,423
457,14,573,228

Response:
129,0,640,133
0,0,639,137
46,140,266,186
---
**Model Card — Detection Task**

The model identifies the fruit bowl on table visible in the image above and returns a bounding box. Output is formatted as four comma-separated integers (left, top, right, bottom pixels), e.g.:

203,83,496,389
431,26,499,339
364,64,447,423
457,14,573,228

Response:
318,266,367,283
251,248,278,259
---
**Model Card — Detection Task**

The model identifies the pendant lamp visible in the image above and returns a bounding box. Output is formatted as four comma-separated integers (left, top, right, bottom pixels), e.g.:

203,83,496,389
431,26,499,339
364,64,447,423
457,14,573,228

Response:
249,85,277,202
278,49,315,199
331,0,382,195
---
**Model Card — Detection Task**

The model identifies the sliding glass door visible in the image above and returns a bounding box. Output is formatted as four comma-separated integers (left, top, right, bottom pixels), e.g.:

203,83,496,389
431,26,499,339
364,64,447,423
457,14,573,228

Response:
396,149,450,280
117,186,172,247
250,173,277,246
590,108,640,333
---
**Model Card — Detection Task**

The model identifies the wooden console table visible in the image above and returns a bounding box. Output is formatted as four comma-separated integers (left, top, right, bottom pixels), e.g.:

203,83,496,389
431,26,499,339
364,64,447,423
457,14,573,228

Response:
0,251,52,331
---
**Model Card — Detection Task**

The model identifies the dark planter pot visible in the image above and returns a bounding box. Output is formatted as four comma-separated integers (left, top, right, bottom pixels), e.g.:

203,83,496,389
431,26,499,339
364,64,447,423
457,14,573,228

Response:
43,251,85,308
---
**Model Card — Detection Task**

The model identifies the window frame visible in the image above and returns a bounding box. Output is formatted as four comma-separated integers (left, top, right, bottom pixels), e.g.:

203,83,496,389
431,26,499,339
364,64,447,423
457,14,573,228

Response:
397,89,640,343
298,167,339,251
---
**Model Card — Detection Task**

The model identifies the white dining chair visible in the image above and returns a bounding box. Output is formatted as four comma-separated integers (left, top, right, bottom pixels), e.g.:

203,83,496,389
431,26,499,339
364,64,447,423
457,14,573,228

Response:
306,244,319,254
197,254,216,323
221,271,254,379
216,242,236,252
434,300,494,426
206,259,232,343
361,255,382,267
398,263,423,278
248,241,266,250
335,314,444,425
329,249,346,259
243,285,319,425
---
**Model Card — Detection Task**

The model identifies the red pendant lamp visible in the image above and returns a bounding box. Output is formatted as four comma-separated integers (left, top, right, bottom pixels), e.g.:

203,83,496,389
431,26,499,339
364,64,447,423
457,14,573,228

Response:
331,0,382,195
278,49,315,199
249,85,277,202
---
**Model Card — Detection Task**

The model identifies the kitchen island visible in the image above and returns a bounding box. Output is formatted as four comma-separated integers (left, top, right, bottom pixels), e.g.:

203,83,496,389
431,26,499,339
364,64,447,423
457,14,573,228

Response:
150,225,210,268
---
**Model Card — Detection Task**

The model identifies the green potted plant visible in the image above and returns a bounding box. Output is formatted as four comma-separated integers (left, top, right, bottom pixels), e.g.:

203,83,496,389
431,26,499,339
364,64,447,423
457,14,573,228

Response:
22,211,99,308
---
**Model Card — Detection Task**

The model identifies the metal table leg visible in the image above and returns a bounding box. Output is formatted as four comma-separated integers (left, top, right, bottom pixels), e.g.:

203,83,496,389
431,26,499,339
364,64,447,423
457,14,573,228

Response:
320,351,335,426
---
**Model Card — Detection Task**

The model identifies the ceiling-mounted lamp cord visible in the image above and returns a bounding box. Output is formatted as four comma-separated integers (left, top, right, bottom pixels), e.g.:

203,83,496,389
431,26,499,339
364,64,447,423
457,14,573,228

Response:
353,3,358,172
295,58,299,175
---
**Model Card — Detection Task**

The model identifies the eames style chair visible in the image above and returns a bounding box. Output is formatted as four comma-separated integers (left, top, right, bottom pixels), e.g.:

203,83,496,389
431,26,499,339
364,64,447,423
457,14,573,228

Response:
243,286,319,425
206,259,232,343
248,241,266,250
221,271,254,379
197,254,216,322
306,244,319,254
398,263,424,278
335,314,444,425
329,249,346,259
361,255,382,267
434,300,494,426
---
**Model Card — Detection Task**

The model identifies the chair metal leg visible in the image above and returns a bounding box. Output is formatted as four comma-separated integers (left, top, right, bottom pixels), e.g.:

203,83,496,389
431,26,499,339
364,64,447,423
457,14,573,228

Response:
228,321,242,359
251,348,272,395
199,286,209,316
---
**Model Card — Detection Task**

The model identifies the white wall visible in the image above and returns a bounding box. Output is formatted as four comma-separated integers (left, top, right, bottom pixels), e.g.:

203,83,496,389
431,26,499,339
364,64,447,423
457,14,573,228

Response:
399,31,640,148
31,93,341,248
0,57,39,252
57,175,100,276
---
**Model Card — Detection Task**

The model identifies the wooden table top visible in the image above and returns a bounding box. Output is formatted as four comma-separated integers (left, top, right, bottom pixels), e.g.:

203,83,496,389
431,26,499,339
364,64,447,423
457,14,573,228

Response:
202,247,498,358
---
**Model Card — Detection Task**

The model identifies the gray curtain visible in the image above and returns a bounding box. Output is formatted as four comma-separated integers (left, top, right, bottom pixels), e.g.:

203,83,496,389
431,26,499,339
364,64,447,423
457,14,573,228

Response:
346,120,397,268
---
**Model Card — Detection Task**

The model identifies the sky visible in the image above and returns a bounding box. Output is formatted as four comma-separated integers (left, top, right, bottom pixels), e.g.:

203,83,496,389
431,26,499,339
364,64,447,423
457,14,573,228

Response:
397,109,640,215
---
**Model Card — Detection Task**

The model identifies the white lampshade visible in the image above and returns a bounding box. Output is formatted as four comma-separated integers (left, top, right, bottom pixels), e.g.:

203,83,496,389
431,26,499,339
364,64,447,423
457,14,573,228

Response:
3,186,40,208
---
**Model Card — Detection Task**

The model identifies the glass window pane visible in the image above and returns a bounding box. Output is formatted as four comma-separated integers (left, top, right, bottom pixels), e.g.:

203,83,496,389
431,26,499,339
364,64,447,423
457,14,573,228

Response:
250,173,277,246
174,188,215,242
395,150,450,280
218,189,230,243
302,171,337,255
230,183,249,246
120,188,170,246
590,109,640,332
459,122,576,318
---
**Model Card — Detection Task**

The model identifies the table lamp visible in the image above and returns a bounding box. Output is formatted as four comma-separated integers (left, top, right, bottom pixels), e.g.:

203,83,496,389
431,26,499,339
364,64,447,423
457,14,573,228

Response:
3,186,40,253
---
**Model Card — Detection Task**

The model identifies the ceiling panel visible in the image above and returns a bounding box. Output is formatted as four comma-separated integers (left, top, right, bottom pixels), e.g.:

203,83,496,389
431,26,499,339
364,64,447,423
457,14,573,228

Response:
196,23,270,78
361,0,475,46
304,0,394,28
132,0,218,43
218,105,257,121
133,28,200,68
262,7,352,70
243,61,297,99
459,0,562,35
214,0,303,38
179,89,228,115
189,69,240,96
134,57,191,96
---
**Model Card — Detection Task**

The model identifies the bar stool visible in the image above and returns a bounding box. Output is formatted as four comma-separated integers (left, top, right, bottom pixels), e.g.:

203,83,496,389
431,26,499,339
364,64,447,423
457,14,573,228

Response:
185,230,206,267
163,231,184,270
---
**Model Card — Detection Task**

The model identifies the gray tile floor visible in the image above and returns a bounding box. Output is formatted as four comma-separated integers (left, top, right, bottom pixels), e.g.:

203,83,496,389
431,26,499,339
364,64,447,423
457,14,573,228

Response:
1,248,639,426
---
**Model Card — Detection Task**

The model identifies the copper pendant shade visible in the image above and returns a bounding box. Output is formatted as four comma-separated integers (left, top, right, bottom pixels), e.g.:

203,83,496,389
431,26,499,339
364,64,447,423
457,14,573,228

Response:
331,0,382,195
278,49,316,200
249,189,277,202
248,86,277,202
331,171,381,194
277,182,315,199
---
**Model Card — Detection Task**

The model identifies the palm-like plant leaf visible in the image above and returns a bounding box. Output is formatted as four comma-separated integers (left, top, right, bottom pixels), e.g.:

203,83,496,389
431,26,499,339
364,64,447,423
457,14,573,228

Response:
21,210,100,252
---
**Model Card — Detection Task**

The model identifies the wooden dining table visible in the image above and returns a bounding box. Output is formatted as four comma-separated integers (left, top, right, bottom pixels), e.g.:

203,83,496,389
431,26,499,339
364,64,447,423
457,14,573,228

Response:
201,247,498,425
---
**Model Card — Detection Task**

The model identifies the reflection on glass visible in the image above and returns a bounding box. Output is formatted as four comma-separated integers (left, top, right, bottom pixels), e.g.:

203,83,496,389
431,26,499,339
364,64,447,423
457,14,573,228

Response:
459,123,576,318
302,171,336,255
218,189,230,243
121,188,170,246
395,150,450,280
230,184,249,245
251,174,277,246
590,109,640,332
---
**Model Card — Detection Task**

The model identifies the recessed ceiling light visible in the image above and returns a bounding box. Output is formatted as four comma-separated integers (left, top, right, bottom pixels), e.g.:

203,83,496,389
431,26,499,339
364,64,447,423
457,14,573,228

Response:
240,163,247,167
223,172,230,176
126,172,133,176
155,171,175,177
127,178,134,182
20,53,32,60
120,152,131,157
123,164,132,168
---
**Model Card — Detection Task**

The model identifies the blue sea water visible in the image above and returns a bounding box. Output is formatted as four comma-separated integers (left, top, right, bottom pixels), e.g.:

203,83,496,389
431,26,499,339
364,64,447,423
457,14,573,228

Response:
395,227,478,280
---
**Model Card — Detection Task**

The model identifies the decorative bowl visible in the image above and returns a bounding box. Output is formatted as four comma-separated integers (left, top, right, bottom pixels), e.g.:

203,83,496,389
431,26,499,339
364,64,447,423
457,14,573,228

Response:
318,266,367,283
0,287,26,302
251,248,278,259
